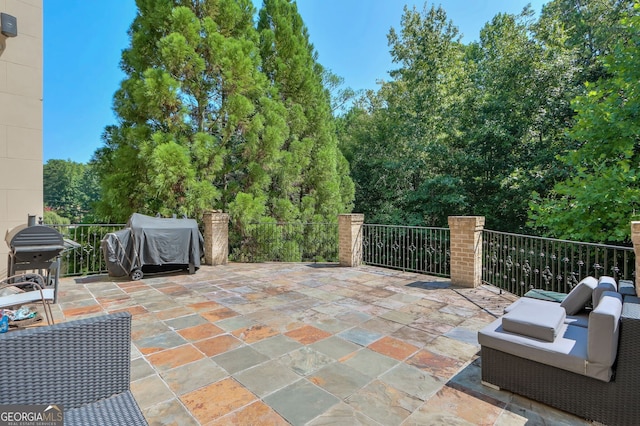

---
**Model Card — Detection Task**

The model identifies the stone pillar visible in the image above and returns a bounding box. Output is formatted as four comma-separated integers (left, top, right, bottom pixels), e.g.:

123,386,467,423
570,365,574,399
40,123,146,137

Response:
338,214,364,267
203,211,229,265
448,216,485,288
631,222,640,294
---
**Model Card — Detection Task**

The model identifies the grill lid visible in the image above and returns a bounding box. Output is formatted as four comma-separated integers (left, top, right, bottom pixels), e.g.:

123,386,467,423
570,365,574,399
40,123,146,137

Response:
5,224,65,263
5,224,64,248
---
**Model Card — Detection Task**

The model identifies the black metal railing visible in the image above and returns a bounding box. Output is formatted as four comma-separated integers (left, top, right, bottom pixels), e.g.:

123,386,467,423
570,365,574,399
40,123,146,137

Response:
229,222,339,263
482,229,635,297
51,224,125,277
47,219,636,290
362,224,450,277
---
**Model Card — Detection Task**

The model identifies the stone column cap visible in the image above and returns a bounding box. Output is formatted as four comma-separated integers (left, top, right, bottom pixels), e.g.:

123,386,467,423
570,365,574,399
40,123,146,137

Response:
448,216,485,229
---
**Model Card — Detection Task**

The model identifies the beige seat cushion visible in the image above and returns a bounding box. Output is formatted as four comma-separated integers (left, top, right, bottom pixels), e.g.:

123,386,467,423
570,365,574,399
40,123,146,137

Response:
504,298,589,328
502,301,566,342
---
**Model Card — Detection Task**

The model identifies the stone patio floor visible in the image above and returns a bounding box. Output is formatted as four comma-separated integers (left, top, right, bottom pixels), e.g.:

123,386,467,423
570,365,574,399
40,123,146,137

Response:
49,263,595,425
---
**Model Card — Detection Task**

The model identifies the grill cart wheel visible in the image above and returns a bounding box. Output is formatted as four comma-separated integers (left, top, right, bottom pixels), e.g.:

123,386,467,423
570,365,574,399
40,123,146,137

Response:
130,269,143,281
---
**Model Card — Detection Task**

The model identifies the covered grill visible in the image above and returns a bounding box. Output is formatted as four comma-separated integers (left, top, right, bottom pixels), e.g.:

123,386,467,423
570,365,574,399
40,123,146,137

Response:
102,213,203,281
5,216,65,299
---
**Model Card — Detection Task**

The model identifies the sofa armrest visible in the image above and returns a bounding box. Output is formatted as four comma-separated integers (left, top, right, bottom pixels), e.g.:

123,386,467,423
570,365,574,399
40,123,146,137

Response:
588,292,622,366
0,312,132,409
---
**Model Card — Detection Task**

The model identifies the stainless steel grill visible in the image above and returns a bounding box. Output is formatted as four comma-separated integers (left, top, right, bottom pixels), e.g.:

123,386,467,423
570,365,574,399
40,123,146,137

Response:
5,215,65,301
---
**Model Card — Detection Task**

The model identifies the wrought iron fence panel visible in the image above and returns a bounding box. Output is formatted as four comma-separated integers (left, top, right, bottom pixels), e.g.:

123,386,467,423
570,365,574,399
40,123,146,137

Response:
362,224,450,277
482,229,635,297
51,224,125,277
229,222,338,263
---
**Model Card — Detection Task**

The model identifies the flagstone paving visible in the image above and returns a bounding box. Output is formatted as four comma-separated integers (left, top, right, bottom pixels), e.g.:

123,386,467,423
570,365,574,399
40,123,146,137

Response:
49,263,595,425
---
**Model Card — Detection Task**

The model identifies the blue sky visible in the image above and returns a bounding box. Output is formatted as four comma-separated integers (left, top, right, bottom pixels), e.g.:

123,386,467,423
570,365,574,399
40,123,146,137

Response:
43,0,546,164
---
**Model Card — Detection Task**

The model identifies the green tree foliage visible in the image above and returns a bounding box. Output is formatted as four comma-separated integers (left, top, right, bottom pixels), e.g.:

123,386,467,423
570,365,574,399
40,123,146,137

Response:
43,159,99,222
459,7,578,231
339,5,469,226
530,7,640,243
43,210,71,225
72,0,638,247
257,0,354,224
322,70,358,116
95,0,273,222
537,0,634,83
93,0,353,235
341,0,633,236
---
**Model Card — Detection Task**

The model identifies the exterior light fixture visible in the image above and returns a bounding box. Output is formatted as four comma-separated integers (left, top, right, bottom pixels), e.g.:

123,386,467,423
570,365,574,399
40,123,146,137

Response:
0,13,17,38
0,12,16,56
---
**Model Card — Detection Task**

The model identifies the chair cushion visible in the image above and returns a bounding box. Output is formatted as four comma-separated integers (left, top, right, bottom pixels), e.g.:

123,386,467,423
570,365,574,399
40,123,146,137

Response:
563,313,589,328
504,297,552,314
560,276,597,315
593,277,617,308
502,301,566,342
504,298,589,328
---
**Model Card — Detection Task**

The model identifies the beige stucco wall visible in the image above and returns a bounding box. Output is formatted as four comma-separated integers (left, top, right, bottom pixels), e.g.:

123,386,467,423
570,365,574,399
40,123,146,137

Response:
0,0,43,277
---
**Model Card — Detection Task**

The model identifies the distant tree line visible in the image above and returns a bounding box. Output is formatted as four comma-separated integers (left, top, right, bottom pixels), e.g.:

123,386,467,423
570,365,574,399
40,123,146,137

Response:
43,159,99,224
44,0,639,245
339,0,638,243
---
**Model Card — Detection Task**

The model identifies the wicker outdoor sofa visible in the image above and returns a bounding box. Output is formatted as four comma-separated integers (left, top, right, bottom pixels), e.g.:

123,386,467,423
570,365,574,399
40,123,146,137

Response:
0,312,148,426
479,277,640,425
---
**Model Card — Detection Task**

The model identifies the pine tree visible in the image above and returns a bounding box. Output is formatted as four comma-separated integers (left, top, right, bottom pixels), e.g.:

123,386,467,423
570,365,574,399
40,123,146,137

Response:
257,0,354,223
93,0,289,224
